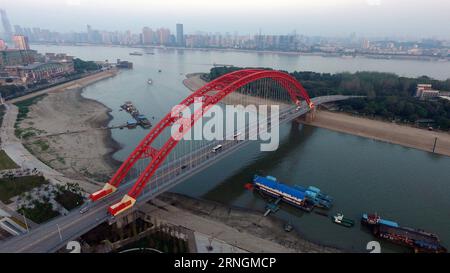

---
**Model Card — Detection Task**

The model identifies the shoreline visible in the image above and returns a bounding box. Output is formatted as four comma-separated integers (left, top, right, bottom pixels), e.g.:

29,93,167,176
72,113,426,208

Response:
184,73,450,157
32,42,450,64
78,89,123,171
302,110,450,157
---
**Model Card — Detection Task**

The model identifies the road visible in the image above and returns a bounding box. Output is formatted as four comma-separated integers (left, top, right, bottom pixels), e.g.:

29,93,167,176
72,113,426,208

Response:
0,95,354,253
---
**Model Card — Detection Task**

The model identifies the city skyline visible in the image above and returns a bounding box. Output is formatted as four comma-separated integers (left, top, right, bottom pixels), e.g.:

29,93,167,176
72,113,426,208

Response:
2,0,450,39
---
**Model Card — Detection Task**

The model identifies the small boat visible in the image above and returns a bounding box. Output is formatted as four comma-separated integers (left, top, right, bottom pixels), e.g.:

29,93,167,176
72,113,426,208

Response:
147,78,153,84
332,213,354,228
284,221,293,232
129,51,143,56
158,69,162,73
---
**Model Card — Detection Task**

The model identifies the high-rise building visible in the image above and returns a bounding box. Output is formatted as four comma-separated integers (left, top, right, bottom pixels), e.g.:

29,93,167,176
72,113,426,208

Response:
176,23,184,47
142,27,154,45
157,28,171,45
14,25,23,35
0,39,6,50
12,35,30,50
87,24,93,43
0,9,13,42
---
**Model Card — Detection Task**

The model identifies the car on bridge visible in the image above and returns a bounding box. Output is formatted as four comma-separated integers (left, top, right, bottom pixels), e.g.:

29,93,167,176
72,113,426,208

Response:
212,144,223,153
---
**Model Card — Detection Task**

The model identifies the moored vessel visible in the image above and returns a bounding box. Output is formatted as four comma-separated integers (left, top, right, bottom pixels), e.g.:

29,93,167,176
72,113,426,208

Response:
361,213,447,253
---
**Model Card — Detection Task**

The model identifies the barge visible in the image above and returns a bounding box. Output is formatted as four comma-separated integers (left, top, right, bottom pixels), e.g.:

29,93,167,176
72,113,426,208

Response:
361,213,447,253
120,101,152,129
252,175,332,212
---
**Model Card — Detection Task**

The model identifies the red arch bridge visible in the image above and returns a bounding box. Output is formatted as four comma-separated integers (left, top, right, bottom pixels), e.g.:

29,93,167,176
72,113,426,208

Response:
89,69,350,216
0,69,358,253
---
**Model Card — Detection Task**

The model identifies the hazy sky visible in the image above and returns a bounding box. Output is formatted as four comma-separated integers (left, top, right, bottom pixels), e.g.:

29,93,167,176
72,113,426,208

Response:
2,0,450,38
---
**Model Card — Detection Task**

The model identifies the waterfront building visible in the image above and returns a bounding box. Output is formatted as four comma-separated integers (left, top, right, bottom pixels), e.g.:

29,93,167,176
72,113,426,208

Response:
0,49,37,66
416,84,443,100
4,62,70,84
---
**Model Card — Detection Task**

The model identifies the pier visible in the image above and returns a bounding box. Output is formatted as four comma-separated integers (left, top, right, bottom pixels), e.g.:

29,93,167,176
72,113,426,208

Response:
120,101,152,129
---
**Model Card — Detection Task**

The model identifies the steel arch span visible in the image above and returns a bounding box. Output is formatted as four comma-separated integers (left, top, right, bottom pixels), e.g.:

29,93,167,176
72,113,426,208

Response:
89,69,313,216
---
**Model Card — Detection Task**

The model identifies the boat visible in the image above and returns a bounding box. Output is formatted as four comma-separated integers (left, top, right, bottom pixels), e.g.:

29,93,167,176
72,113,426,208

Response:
293,185,333,209
158,69,162,72
252,175,333,212
147,78,153,85
361,213,447,253
332,213,354,228
129,51,143,56
126,120,137,129
136,114,152,129
284,221,293,232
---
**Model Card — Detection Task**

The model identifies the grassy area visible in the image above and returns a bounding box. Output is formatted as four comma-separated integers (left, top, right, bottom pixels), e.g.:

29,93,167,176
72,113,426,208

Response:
14,94,46,122
0,176,47,204
18,200,60,224
0,150,19,170
32,139,50,151
0,104,5,129
54,190,84,210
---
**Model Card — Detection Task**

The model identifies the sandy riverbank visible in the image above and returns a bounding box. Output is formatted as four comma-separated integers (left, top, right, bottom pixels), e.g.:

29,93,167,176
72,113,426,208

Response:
303,110,450,157
16,71,121,185
152,192,340,253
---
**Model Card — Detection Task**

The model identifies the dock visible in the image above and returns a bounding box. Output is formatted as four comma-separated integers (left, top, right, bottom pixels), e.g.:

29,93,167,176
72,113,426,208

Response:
120,101,152,129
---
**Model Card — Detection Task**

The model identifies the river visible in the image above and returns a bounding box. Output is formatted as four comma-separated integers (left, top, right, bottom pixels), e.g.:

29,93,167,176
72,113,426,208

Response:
33,44,450,252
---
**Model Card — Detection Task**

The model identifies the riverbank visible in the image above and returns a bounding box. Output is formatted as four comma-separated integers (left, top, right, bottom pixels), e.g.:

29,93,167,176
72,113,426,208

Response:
14,71,121,186
36,42,449,63
151,192,340,253
303,110,450,157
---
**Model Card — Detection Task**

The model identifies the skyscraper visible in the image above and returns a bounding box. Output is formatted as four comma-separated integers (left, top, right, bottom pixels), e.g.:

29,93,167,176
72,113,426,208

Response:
13,35,30,50
0,9,13,42
157,28,171,45
176,23,184,47
0,39,6,50
87,24,93,43
142,27,154,45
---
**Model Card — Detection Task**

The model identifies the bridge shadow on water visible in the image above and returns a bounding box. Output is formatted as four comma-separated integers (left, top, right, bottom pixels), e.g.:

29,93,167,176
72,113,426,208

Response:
199,121,317,203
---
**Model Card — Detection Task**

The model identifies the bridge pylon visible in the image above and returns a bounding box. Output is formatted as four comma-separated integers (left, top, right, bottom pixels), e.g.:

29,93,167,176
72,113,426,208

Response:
90,183,117,201
108,194,136,216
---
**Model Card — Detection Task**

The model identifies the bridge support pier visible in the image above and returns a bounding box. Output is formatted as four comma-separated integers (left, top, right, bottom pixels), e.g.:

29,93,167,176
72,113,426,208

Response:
304,107,317,122
294,107,317,124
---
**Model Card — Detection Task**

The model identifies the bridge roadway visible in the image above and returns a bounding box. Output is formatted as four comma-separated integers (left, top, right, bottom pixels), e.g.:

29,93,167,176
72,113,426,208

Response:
0,95,353,253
